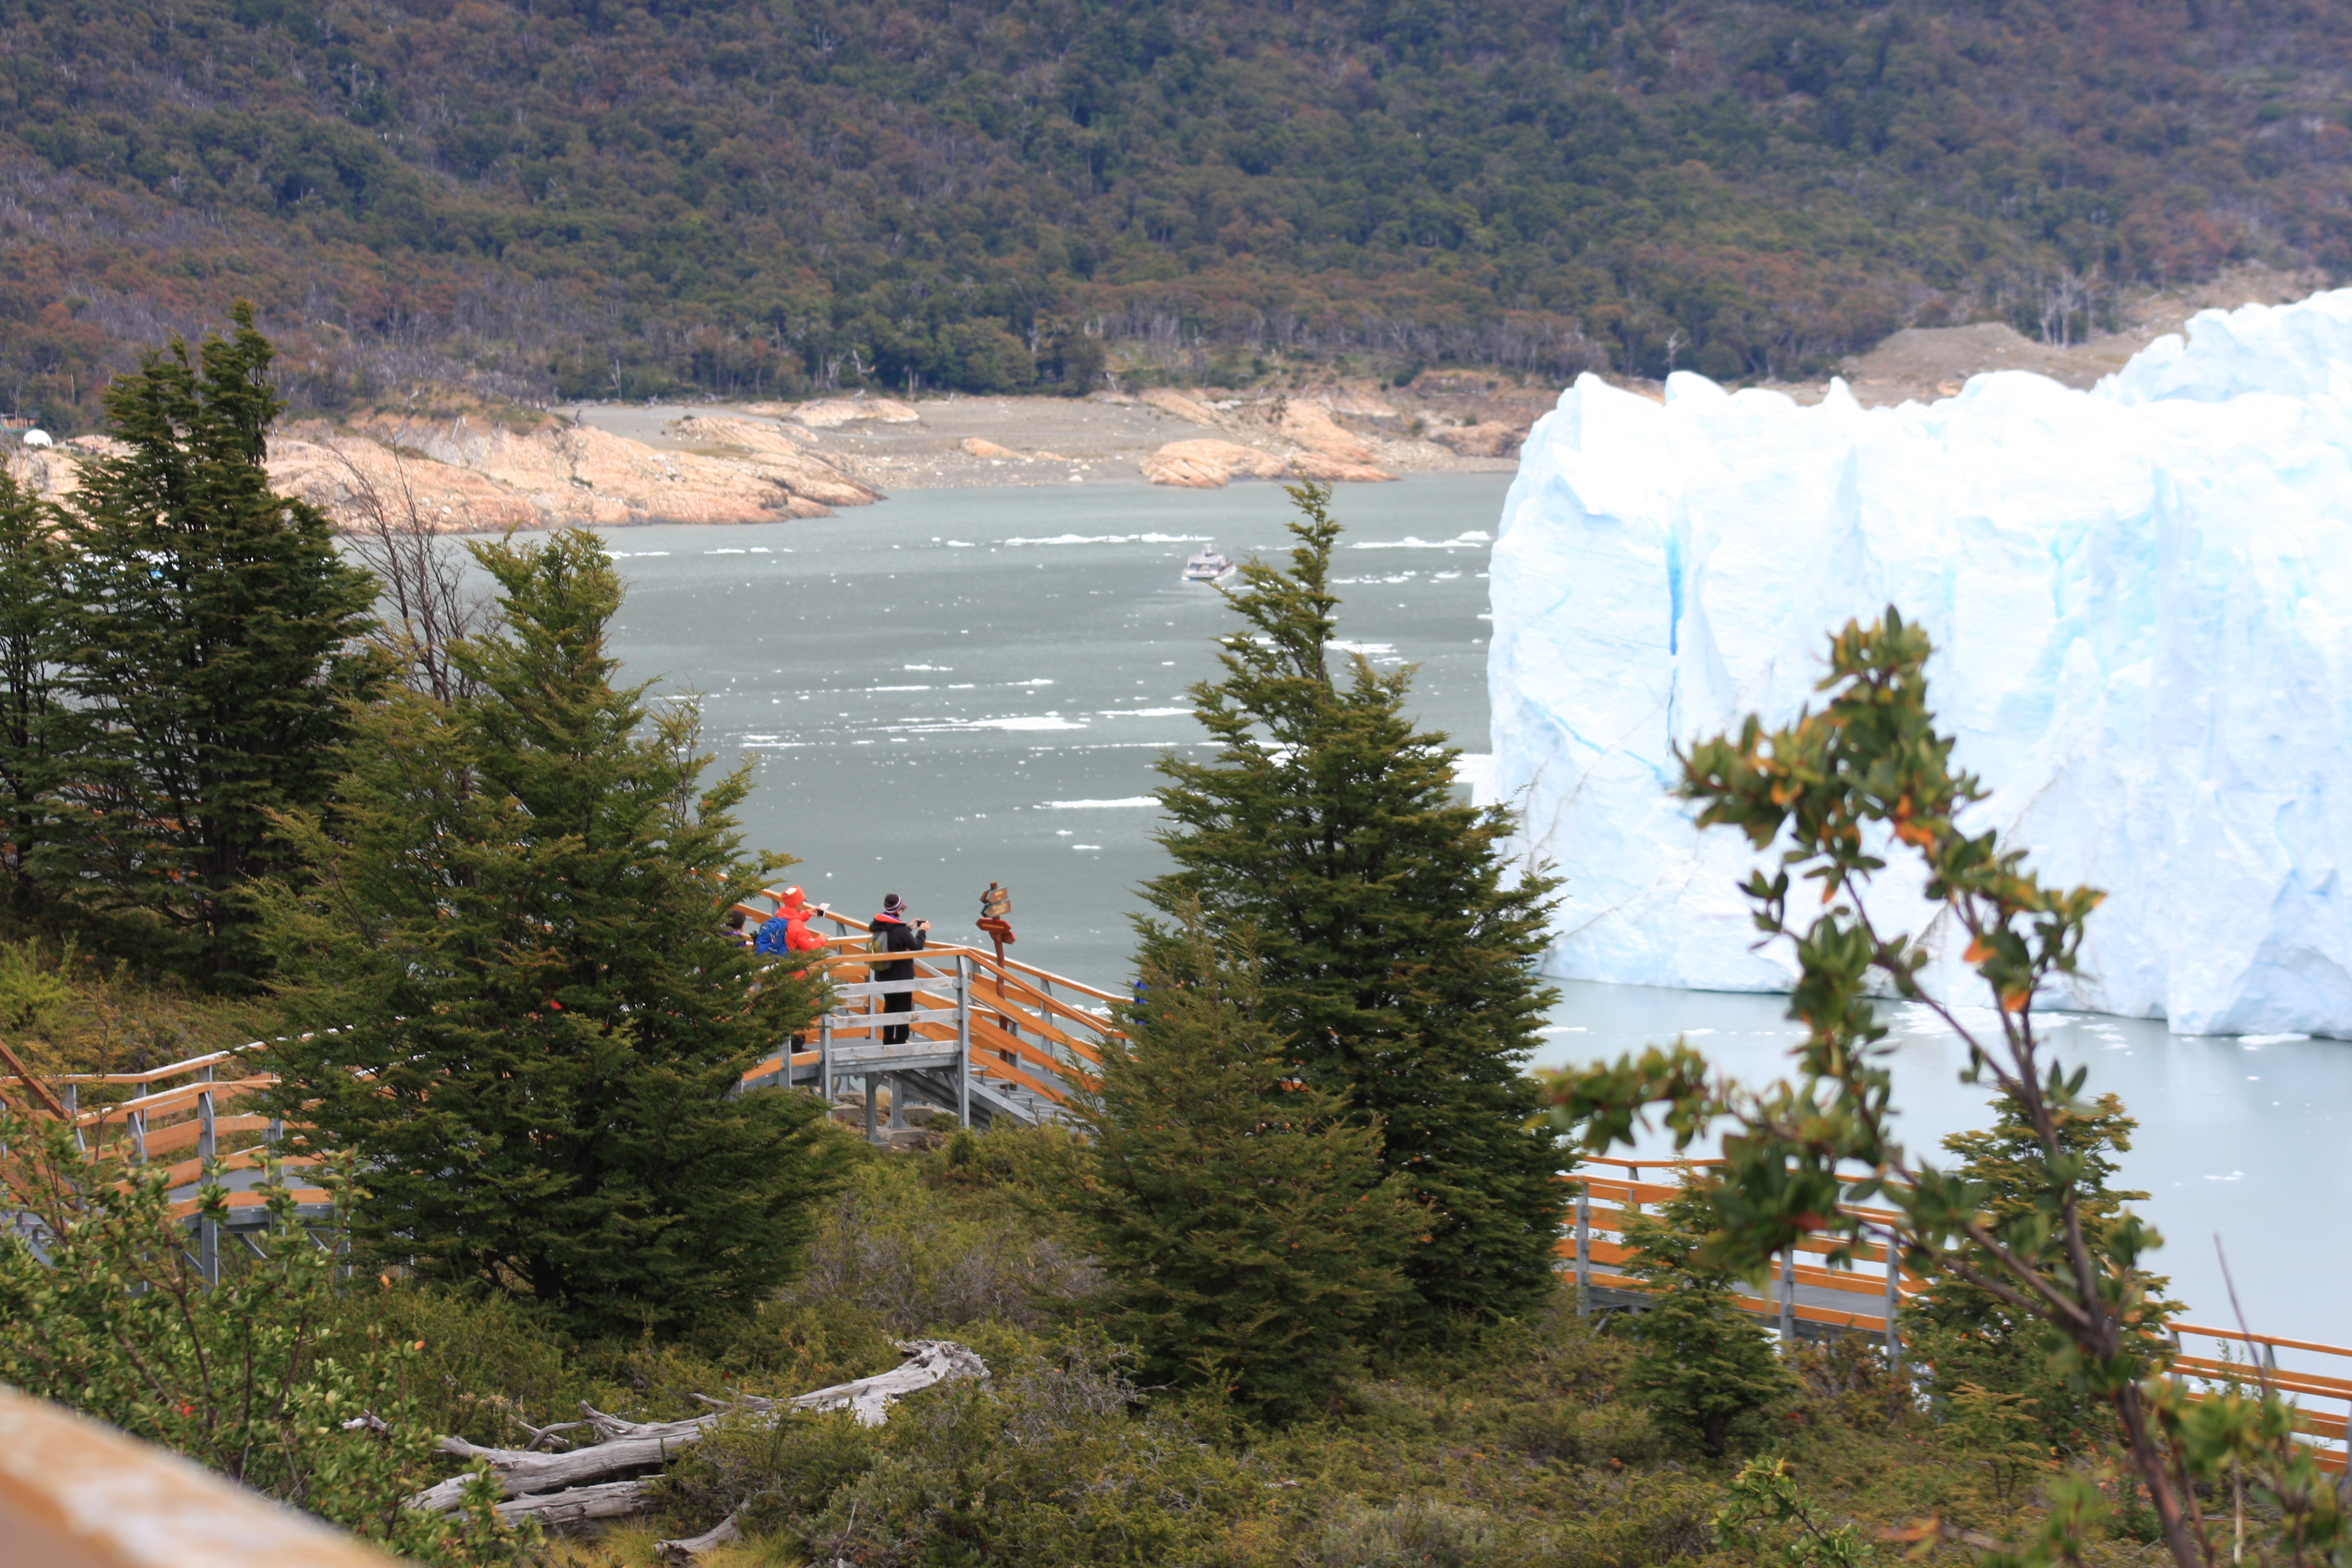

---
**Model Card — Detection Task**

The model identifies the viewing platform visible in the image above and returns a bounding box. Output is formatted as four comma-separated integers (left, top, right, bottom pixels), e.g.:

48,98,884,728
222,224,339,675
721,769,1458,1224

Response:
727,890,1114,1138
9,887,1116,1279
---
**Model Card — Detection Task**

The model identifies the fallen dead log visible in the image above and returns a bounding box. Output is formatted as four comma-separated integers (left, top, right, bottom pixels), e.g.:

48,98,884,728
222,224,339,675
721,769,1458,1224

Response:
495,1478,655,1527
792,1339,988,1428
656,1509,741,1561
405,1339,986,1517
412,1428,693,1512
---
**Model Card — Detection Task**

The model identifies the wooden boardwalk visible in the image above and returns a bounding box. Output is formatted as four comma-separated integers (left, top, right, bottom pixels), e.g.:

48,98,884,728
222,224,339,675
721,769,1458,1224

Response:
1568,1154,2352,1474
18,888,1117,1281
728,892,1114,1134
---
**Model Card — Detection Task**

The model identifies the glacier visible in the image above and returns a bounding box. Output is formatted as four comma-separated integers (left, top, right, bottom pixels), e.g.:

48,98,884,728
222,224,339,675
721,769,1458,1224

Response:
1488,290,2352,1038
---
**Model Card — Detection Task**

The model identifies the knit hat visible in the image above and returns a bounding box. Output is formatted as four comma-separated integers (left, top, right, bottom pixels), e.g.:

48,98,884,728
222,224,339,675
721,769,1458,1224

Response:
881,893,906,915
778,884,805,910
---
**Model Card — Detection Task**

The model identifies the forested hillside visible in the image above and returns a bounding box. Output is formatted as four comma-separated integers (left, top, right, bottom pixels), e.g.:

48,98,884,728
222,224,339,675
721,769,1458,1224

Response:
2,0,2347,421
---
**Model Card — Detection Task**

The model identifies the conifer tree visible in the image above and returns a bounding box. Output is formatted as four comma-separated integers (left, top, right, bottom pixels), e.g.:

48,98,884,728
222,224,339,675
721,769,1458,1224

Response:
48,303,382,978
1902,1091,2172,1453
1618,1183,1797,1458
255,531,843,1338
1142,483,1566,1335
1077,913,1414,1422
0,471,64,919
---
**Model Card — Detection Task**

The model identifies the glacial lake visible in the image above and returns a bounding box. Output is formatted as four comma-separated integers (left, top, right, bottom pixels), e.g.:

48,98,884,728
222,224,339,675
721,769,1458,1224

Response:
589,474,2352,1346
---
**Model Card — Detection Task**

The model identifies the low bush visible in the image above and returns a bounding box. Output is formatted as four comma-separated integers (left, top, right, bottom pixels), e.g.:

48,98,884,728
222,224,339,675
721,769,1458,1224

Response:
779,1151,1102,1334
1616,1183,1800,1459
0,1112,535,1567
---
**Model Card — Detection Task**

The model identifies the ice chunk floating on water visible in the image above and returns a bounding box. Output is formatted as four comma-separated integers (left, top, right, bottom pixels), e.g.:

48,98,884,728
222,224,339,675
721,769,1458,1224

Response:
1489,290,2352,1038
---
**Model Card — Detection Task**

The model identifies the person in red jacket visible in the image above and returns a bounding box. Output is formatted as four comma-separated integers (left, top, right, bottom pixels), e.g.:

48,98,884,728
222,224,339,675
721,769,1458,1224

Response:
756,886,831,955
754,885,833,1048
783,886,831,953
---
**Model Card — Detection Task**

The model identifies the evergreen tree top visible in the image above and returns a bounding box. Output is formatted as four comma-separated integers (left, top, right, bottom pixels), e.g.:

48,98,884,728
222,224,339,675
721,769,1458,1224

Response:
87,302,284,491
1140,482,1566,1335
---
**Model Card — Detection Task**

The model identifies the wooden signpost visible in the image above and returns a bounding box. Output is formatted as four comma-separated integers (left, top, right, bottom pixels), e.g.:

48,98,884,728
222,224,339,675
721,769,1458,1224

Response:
976,881,1015,1044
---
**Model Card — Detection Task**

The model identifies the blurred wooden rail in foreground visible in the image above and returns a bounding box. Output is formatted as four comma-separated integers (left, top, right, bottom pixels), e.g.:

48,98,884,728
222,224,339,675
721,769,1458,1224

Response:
0,1385,393,1568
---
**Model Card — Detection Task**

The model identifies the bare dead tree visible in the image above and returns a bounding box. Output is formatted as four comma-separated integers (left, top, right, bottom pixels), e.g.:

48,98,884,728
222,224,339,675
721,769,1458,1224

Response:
327,442,501,703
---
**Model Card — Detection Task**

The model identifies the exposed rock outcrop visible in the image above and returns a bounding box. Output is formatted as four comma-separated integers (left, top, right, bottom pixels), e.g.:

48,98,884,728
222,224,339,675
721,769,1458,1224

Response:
270,433,542,532
1276,400,1379,464
1138,438,1290,489
776,396,921,428
1428,422,1526,459
338,411,875,526
665,414,883,508
1137,389,1399,485
6,409,881,533
2,441,93,503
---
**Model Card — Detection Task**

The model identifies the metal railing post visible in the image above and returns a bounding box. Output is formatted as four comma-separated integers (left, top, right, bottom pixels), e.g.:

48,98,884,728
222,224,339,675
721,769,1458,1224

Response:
819,1014,832,1108
63,1083,81,1152
198,1067,216,1161
956,956,972,1128
129,1109,146,1164
1884,1244,1903,1371
198,1066,218,1287
1778,1248,1795,1343
862,1073,879,1144
1575,1187,1592,1315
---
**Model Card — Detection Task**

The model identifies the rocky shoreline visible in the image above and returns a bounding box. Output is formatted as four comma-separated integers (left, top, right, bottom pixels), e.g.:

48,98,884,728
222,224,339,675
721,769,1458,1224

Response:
5,267,2314,534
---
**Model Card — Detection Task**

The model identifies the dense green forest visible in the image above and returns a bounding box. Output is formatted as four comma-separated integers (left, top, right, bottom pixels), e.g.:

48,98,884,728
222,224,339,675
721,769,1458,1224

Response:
1,0,2348,419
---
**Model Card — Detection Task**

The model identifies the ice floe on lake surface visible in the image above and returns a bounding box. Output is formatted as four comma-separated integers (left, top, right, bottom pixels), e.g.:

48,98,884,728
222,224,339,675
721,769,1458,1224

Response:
1489,290,2352,1038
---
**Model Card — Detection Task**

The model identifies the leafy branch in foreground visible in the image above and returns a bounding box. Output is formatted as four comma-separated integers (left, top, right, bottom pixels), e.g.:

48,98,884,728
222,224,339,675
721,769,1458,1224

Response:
1716,1456,1875,1568
1538,608,2342,1568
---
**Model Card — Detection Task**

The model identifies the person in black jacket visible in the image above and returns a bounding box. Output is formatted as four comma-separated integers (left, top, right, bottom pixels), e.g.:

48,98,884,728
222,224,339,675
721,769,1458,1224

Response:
869,893,929,1044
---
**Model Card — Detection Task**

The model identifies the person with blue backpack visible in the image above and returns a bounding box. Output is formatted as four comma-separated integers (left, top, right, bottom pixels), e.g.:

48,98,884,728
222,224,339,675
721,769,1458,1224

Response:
754,886,829,956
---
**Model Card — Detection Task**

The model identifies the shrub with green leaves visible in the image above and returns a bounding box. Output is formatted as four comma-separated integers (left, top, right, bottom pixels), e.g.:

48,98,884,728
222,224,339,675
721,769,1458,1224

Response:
780,1149,1102,1336
0,1109,534,1567
1714,1457,1875,1568
1545,609,2348,1568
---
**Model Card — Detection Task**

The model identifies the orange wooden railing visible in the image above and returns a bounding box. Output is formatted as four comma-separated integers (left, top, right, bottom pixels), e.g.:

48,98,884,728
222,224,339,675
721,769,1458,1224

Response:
1564,1156,2352,1472
724,890,1116,1114
27,932,2347,1473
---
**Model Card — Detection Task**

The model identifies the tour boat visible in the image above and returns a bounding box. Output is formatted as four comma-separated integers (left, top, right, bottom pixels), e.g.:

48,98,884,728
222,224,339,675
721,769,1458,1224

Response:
1181,547,1236,584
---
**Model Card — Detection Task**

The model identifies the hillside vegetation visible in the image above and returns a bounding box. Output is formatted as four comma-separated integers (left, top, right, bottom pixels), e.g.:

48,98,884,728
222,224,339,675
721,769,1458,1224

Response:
3,0,2348,422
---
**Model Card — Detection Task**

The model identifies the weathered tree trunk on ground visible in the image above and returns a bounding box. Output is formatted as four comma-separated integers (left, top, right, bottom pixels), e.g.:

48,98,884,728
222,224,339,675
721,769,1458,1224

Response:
656,1511,742,1561
405,1339,987,1537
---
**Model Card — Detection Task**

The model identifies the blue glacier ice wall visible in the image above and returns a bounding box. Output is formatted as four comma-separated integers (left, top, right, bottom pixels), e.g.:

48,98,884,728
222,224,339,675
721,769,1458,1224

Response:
1489,291,2352,1037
